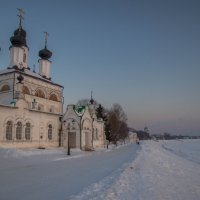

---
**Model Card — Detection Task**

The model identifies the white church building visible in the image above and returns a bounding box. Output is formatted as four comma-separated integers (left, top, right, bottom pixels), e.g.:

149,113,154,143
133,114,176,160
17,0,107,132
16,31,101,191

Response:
62,98,105,151
0,10,105,150
0,10,64,148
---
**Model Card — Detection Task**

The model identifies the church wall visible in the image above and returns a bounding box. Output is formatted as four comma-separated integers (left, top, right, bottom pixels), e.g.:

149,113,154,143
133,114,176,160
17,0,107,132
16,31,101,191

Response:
0,104,61,148
0,73,14,105
0,91,13,105
81,109,93,150
26,109,60,148
93,120,105,148
62,105,81,149
17,74,63,114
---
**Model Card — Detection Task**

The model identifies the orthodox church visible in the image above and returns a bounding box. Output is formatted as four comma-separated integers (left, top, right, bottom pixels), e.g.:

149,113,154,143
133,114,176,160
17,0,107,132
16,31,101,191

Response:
0,10,105,150
0,10,64,148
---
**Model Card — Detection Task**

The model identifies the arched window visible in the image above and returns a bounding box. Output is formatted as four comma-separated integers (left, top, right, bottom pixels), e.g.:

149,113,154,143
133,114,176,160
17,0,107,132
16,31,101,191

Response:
16,122,22,140
48,124,52,140
6,121,12,140
1,85,10,92
49,94,58,101
23,86,30,95
35,89,45,98
25,123,31,140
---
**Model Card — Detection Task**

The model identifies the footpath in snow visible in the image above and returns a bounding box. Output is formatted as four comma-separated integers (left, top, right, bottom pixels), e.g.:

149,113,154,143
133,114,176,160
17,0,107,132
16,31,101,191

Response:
72,140,200,200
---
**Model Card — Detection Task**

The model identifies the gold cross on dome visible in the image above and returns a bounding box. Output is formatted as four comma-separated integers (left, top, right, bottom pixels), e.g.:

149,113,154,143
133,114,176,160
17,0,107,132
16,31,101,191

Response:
17,8,25,30
44,31,49,48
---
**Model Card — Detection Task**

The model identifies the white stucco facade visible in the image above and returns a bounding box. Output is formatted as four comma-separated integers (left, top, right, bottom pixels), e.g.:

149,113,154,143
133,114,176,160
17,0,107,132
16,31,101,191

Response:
0,68,64,149
62,104,105,151
0,16,64,148
0,11,105,151
9,46,29,69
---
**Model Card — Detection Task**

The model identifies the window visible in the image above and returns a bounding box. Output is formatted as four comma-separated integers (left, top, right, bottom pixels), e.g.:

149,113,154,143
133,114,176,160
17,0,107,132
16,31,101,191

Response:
35,89,45,98
6,121,12,140
23,86,30,95
25,123,31,140
49,94,58,101
49,106,54,113
38,104,44,111
16,122,22,140
23,53,26,62
1,85,10,92
48,124,52,140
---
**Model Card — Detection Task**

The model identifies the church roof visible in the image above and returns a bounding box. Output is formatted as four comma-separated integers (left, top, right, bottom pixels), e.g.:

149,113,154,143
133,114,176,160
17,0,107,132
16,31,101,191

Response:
73,105,86,117
0,68,63,88
39,32,52,60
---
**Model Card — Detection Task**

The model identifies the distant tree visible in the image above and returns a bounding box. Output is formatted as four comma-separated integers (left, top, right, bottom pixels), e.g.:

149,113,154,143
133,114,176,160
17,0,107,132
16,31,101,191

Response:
76,98,99,106
136,130,150,140
111,103,127,123
76,99,90,106
104,120,111,148
96,104,106,120
164,132,171,140
118,121,129,143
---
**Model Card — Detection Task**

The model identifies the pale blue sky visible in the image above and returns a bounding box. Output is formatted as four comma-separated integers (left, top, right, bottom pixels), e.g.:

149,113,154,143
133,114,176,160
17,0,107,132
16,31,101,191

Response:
0,0,200,135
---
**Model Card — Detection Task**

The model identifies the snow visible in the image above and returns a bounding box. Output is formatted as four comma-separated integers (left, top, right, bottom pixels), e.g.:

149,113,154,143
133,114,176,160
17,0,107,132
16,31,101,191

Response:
69,140,200,200
162,139,200,164
0,140,200,200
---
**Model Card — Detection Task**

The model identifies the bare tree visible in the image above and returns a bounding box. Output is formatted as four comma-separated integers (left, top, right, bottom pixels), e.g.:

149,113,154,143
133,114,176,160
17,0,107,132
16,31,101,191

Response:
107,103,128,144
76,99,99,106
76,99,90,106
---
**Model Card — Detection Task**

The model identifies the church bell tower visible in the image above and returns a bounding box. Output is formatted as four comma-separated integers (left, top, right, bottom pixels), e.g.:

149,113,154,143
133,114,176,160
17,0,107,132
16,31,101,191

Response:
9,8,29,70
38,32,52,80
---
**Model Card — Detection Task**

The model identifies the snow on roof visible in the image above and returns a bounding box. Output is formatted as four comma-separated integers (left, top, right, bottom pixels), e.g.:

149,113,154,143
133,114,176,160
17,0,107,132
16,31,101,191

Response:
0,68,63,87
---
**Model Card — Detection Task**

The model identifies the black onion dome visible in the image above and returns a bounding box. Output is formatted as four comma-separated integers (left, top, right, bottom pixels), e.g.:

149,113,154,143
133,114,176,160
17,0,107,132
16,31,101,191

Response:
39,47,52,60
14,28,26,37
10,28,27,47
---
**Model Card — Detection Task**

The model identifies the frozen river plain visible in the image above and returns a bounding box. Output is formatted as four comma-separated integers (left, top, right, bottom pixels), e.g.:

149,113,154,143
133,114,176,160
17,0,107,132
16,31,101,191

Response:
0,139,200,200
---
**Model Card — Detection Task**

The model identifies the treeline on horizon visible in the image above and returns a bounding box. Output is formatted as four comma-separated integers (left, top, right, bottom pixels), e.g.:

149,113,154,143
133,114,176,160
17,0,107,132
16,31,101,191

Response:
151,133,200,140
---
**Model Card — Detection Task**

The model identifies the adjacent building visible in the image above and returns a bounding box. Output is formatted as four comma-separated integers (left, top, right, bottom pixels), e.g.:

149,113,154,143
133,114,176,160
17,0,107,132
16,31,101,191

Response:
62,98,105,150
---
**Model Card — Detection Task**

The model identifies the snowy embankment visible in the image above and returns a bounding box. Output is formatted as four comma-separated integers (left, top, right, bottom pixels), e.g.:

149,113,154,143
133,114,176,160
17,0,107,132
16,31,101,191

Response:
0,140,200,200
0,144,139,200
70,140,200,200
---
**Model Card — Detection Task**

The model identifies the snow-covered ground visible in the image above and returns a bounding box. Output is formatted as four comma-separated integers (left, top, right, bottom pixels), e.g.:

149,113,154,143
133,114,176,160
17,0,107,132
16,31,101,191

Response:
0,140,200,200
69,140,200,200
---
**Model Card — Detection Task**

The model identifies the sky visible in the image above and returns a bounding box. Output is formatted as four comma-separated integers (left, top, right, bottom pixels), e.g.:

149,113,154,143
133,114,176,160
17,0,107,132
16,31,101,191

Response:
0,0,200,135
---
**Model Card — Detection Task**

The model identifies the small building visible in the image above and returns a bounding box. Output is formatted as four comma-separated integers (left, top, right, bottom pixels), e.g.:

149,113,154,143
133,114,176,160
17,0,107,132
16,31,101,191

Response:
62,99,105,150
